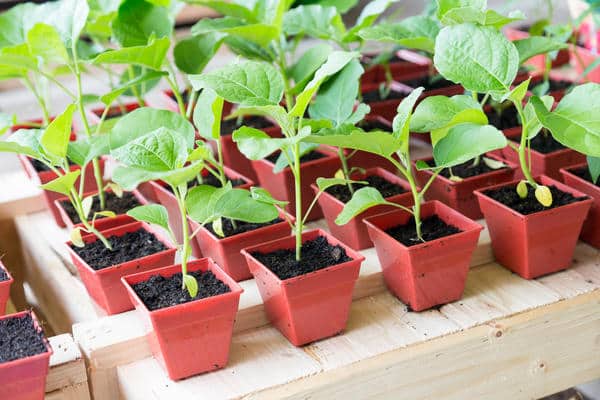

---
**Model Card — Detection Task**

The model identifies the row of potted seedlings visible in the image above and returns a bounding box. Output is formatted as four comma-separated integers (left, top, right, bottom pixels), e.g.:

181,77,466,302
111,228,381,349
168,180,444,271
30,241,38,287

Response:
2,0,600,395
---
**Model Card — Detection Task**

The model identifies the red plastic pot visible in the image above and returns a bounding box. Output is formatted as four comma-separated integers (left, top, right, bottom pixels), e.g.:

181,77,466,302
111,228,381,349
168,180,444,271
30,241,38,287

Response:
561,164,600,248
188,211,293,282
570,46,600,82
497,130,586,181
361,81,415,121
475,175,592,279
87,102,143,124
505,27,571,71
0,310,52,400
347,116,399,171
313,168,414,250
54,189,148,231
414,155,518,220
0,261,13,315
526,71,575,102
241,229,364,346
361,50,430,84
17,155,106,227
66,222,177,315
151,166,253,258
363,201,483,311
251,148,340,222
122,259,243,380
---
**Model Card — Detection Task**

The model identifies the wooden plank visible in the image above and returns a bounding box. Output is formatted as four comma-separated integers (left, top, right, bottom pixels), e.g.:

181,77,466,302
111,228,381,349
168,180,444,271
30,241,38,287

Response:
0,170,43,219
46,334,91,400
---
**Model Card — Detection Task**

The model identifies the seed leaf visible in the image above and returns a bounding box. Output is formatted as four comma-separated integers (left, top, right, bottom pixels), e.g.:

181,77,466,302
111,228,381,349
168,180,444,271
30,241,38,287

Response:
183,273,198,298
516,180,528,199
535,185,553,207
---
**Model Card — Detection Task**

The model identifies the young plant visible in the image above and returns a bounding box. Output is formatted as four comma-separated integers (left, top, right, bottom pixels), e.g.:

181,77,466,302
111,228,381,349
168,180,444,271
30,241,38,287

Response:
107,107,280,295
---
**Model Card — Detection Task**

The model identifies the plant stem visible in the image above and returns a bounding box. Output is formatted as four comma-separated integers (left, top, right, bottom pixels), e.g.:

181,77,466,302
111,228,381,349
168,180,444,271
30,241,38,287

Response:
127,66,146,107
387,156,423,241
23,76,50,126
186,90,197,119
338,149,354,195
215,137,227,187
513,101,537,186
293,141,302,261
166,62,186,116
276,38,294,111
175,188,190,289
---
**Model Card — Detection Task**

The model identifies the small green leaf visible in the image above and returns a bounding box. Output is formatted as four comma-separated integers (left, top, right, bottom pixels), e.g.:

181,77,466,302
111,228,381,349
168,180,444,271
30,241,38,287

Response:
588,156,600,184
535,185,553,207
283,5,346,41
516,180,528,199
40,170,80,196
392,87,424,153
411,95,486,134
112,0,173,47
93,37,170,70
335,187,393,225
183,273,198,297
70,227,85,248
415,159,430,170
304,127,400,159
502,78,530,104
514,36,569,65
82,195,94,219
0,129,42,158
523,95,554,139
358,16,440,53
106,182,124,198
250,187,288,207
194,88,224,140
41,104,75,160
67,135,110,166
272,141,317,173
212,217,225,237
27,23,68,64
289,43,332,93
191,17,278,47
94,210,117,219
127,204,171,232
482,157,506,170
174,33,224,74
232,126,286,160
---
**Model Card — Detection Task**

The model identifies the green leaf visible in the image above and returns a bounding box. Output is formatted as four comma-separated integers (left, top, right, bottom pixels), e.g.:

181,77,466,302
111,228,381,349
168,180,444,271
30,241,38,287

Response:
346,103,370,125
436,0,485,23
250,186,288,207
514,36,568,65
588,156,600,184
308,59,363,126
283,5,346,41
67,135,110,166
40,170,80,196
183,274,198,297
335,187,393,225
174,33,224,74
411,95,485,133
161,161,205,188
272,141,317,173
110,107,196,150
1,128,43,158
183,1,256,21
93,37,170,70
189,61,284,106
113,0,173,47
432,123,507,168
187,141,214,163
0,113,16,135
224,36,274,62
530,87,600,157
345,0,398,42
186,184,220,223
191,17,278,47
41,104,75,160
289,43,332,93
316,177,364,191
214,188,279,222
111,127,189,171
523,95,554,139
434,24,519,97
314,0,359,13
304,127,400,159
27,24,69,64
112,161,204,190
101,70,168,106
127,204,170,231
232,126,286,160
358,16,440,53
194,88,224,140
502,78,530,104
392,87,424,144
229,105,294,136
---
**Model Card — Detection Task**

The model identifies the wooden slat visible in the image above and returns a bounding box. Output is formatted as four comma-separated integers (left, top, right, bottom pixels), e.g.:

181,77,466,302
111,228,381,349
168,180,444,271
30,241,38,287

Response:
46,334,91,400
0,170,44,219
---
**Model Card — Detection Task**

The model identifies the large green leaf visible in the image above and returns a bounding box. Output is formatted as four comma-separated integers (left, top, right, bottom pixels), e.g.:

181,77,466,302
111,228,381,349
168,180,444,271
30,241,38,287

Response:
434,23,519,97
113,0,173,47
531,85,600,157
27,24,69,64
358,16,440,53
283,5,346,41
110,107,196,150
189,61,284,106
514,36,569,65
223,36,274,62
93,37,170,70
41,104,75,160
289,43,332,93
0,129,43,158
411,95,486,133
67,135,110,167
191,16,278,46
194,88,224,140
335,187,394,225
305,127,400,158
174,33,225,74
523,95,554,139
40,170,80,196
436,0,484,24
214,189,279,223
432,123,507,168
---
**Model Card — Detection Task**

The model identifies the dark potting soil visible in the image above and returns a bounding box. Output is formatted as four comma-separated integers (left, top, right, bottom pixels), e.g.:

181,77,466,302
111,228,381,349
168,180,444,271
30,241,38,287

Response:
70,228,168,271
220,116,274,135
531,79,572,93
0,313,48,364
385,215,461,247
251,236,352,280
265,150,327,165
434,159,508,179
483,184,588,215
0,268,8,282
571,167,600,187
131,270,231,311
401,75,456,91
362,88,407,103
325,175,406,203
206,218,283,238
30,158,75,173
486,106,520,130
59,192,141,224
513,132,566,154
358,119,392,132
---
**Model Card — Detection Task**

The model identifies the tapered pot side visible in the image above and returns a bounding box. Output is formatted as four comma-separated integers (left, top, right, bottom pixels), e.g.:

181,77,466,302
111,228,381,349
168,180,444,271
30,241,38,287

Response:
241,229,364,346
122,259,243,380
560,164,600,248
474,175,593,279
188,210,294,282
414,154,518,220
363,201,483,312
314,168,414,250
65,221,177,315
0,261,14,316
0,311,52,400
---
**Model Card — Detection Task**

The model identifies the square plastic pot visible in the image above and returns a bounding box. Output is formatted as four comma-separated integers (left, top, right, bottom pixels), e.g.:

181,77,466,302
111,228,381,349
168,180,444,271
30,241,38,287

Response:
0,261,13,315
151,166,253,258
54,189,148,231
561,164,600,248
189,211,293,282
361,81,415,121
414,155,518,220
363,201,483,312
0,310,52,400
474,175,593,279
241,229,364,346
251,148,341,222
122,259,243,380
313,168,414,250
66,221,177,315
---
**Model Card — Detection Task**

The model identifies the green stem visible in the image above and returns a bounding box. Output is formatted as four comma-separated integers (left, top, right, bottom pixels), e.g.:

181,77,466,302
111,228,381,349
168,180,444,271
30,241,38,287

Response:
215,137,227,187
338,148,354,195
293,141,302,261
23,76,50,126
166,62,186,116
175,188,190,289
186,90,197,119
276,38,294,111
127,66,145,107
513,101,537,186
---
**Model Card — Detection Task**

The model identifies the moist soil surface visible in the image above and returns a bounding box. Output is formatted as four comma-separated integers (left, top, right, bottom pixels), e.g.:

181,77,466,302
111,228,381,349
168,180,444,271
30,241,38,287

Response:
206,218,283,238
434,159,508,179
402,75,456,91
325,175,406,203
487,106,520,130
570,167,600,187
221,116,274,135
251,236,352,280
513,132,566,154
60,192,141,224
483,184,588,215
265,150,327,165
358,119,392,132
0,268,8,282
386,215,461,247
70,228,168,271
0,313,48,364
362,88,407,103
131,270,231,311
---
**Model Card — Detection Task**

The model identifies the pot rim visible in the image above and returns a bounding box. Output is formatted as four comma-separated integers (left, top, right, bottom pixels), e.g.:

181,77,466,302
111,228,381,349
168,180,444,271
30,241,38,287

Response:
0,261,14,287
0,310,53,369
257,146,340,170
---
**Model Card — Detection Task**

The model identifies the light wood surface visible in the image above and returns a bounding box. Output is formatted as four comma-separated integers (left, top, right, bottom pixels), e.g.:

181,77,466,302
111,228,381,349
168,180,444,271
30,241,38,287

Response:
46,334,91,400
